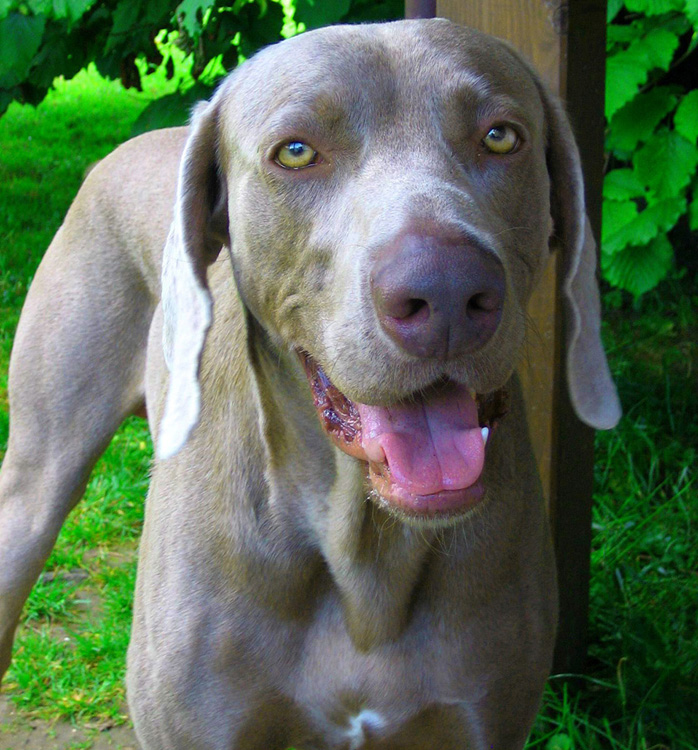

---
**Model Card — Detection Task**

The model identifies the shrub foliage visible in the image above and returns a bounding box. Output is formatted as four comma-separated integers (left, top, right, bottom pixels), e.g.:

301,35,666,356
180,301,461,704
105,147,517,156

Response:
604,0,698,296
0,0,403,125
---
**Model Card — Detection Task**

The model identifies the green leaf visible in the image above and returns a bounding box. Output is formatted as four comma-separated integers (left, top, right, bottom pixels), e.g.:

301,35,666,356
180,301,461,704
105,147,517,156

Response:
0,0,14,20
52,0,95,23
0,87,13,115
235,0,285,59
607,0,624,22
634,128,698,197
689,193,698,231
642,27,680,69
683,0,698,29
602,234,673,296
606,28,679,120
624,0,683,14
675,90,698,143
643,193,686,231
341,0,403,22
295,0,350,29
546,734,574,750
607,24,642,45
604,169,646,201
109,0,139,40
607,86,678,151
27,0,52,14
690,177,698,231
602,194,686,254
0,12,46,88
603,200,642,250
606,56,648,121
131,83,213,135
176,0,215,37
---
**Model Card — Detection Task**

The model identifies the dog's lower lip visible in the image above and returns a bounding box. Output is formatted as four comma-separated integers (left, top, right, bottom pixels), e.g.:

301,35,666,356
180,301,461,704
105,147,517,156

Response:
368,462,486,517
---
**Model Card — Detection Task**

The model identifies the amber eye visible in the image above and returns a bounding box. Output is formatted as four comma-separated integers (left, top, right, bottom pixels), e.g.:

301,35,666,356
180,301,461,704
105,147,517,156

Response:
275,141,318,169
482,125,519,154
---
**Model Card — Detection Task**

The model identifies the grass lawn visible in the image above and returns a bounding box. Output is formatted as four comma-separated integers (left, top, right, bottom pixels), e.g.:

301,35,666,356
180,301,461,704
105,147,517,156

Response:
0,68,696,749
0,68,160,732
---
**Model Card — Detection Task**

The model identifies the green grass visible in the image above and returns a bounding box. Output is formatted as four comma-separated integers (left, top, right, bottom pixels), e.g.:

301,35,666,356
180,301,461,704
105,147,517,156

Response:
0,67,159,726
528,281,698,748
6,423,151,725
1,69,696,747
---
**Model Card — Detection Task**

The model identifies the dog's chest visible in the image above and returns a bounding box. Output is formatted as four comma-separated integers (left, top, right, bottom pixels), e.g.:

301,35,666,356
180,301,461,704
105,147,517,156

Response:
293,700,470,750
286,621,474,749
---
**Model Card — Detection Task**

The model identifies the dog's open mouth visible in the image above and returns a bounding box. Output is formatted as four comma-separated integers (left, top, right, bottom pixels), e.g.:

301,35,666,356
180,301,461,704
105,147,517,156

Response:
299,352,509,519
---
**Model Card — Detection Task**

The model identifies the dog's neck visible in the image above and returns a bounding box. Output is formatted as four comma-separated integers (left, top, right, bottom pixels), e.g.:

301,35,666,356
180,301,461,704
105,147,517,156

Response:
245,319,454,650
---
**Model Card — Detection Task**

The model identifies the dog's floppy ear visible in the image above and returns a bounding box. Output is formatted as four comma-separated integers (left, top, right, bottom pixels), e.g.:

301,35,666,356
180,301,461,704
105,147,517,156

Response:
157,99,228,460
541,87,622,430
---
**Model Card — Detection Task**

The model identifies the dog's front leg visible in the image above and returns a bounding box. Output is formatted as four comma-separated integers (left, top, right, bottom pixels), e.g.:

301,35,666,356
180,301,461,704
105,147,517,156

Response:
0,202,155,681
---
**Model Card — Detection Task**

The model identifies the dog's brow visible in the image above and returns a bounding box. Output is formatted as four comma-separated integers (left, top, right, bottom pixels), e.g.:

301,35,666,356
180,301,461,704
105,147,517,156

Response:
442,76,531,117
260,96,359,143
475,96,535,127
446,70,493,98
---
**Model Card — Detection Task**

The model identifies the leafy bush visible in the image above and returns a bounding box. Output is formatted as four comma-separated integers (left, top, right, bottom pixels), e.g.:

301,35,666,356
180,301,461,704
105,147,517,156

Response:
603,0,698,296
0,0,403,130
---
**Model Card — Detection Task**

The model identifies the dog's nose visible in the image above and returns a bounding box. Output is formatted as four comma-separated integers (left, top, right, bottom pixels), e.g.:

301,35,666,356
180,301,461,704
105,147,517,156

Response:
370,230,505,360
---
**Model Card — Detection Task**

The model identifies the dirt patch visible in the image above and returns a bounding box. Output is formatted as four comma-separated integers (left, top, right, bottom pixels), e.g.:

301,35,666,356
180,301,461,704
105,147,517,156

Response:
1,546,142,749
0,696,139,750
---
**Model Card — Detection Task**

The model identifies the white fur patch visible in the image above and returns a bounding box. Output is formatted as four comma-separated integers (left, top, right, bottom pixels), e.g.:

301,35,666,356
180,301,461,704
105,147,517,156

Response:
345,710,385,750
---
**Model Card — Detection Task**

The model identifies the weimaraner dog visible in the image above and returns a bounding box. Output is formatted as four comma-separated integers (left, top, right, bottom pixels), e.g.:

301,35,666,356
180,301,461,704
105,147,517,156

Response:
0,18,620,750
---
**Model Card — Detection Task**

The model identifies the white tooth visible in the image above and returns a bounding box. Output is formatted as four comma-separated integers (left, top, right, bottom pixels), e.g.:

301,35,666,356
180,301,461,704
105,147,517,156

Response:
481,426,490,445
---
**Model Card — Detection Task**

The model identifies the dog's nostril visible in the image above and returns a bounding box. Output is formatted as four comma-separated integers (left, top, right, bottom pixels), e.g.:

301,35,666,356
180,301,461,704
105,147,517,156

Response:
467,292,501,317
383,295,429,322
404,298,428,320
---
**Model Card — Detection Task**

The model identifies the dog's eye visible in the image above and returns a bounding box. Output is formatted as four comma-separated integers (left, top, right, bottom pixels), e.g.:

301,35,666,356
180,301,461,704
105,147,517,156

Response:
275,141,318,169
482,125,519,154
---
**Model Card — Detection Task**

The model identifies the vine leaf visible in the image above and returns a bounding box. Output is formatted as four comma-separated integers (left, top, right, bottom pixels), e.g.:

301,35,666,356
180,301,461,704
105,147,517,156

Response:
607,0,624,22
634,128,698,197
606,86,678,152
132,82,213,135
685,0,698,30
52,0,96,24
674,89,698,143
0,12,46,88
689,191,698,231
605,28,679,119
602,234,674,297
176,0,216,37
624,0,684,15
603,169,646,201
689,176,698,231
602,194,686,255
295,0,351,29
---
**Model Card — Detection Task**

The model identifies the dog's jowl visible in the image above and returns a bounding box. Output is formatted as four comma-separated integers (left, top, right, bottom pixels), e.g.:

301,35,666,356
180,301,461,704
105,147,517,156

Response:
0,19,620,750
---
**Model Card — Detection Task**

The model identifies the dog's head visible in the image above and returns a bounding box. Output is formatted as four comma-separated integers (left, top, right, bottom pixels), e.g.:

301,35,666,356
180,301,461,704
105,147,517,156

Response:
157,19,620,520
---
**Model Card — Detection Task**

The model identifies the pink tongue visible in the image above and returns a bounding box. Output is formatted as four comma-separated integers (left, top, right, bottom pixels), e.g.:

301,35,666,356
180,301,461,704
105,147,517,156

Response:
357,384,485,495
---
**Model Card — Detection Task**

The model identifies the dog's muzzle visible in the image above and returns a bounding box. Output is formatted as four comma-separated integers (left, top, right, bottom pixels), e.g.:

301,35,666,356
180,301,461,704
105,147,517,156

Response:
299,352,509,521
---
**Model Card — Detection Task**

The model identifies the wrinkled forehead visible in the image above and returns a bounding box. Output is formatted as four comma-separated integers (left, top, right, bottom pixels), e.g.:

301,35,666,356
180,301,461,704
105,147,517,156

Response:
217,19,545,145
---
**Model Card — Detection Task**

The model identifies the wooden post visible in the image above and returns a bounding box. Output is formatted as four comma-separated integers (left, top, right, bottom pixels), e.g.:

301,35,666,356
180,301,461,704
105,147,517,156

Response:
404,0,436,17
405,0,607,673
